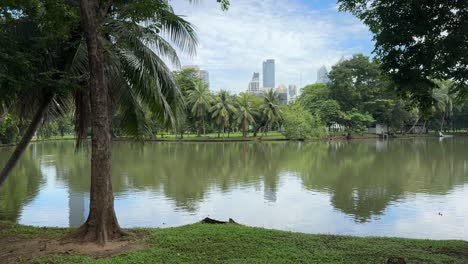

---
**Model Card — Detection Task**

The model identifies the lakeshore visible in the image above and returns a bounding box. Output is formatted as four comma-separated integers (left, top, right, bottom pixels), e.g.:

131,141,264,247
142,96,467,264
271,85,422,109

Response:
2,131,463,148
0,220,467,263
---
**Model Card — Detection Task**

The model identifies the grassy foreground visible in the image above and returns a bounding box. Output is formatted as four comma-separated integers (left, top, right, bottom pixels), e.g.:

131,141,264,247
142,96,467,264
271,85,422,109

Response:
1,221,467,263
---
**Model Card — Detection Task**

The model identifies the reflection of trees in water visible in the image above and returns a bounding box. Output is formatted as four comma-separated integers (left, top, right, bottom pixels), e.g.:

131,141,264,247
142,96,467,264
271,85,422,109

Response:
291,139,467,222
1,139,467,223
0,144,42,222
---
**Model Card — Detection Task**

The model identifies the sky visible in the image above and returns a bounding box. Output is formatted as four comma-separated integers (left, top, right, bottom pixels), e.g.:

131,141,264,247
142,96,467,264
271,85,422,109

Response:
171,0,374,93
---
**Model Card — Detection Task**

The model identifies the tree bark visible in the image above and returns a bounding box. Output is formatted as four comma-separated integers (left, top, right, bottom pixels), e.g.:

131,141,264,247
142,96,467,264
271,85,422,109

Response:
0,94,52,187
71,0,125,244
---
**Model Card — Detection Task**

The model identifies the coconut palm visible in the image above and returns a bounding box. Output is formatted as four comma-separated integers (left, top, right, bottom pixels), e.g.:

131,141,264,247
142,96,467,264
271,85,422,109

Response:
261,89,282,133
210,90,237,137
1,4,195,182
432,80,455,132
1,1,197,243
187,81,212,136
236,93,257,138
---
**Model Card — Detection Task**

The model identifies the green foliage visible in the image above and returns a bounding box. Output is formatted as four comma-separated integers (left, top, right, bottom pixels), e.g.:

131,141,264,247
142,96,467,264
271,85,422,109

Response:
37,115,74,139
338,0,468,105
298,83,341,125
210,90,236,135
260,89,282,131
328,54,386,112
340,109,375,135
282,103,327,140
236,93,257,137
0,115,19,144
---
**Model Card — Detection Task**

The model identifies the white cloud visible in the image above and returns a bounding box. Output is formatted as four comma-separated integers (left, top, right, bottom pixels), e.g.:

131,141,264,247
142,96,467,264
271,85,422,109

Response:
170,0,373,93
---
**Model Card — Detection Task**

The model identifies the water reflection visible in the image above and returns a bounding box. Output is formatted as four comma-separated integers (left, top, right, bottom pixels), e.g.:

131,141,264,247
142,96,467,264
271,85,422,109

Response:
0,138,467,239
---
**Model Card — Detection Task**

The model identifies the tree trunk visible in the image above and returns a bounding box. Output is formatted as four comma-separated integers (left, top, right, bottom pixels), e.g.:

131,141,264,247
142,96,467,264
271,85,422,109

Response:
440,113,445,132
71,0,125,244
243,122,247,138
0,94,52,187
420,120,427,134
202,117,206,136
406,116,420,134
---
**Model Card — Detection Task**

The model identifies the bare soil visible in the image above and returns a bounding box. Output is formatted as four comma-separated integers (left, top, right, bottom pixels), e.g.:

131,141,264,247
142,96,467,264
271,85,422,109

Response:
0,231,147,263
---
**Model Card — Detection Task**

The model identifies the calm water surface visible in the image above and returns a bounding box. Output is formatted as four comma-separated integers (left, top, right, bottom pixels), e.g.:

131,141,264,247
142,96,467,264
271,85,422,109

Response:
0,138,467,240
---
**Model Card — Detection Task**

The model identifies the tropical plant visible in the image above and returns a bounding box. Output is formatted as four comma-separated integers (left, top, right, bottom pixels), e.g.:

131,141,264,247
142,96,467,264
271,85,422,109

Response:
187,81,212,136
432,80,456,131
261,89,282,133
0,0,198,244
210,90,237,137
236,93,257,137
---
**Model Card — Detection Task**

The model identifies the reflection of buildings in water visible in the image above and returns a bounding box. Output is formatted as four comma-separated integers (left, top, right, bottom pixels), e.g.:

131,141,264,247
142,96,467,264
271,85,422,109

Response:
68,191,88,227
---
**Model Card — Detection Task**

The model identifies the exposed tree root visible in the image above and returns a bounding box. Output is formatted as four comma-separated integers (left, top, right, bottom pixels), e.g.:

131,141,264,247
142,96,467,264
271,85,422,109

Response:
66,217,129,245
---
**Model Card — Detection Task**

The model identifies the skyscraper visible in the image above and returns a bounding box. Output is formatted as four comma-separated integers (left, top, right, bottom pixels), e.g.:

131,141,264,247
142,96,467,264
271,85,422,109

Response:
287,85,298,104
199,70,210,87
248,72,260,94
262,59,275,88
316,65,330,84
288,85,297,97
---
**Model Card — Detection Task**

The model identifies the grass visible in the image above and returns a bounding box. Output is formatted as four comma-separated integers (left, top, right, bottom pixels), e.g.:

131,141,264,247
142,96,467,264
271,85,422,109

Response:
0,221,467,263
151,131,287,141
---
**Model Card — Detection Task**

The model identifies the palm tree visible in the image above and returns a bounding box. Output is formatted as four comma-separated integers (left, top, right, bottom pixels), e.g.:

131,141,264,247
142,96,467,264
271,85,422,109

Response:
236,93,257,138
187,81,212,136
1,1,196,244
261,89,282,134
210,90,237,137
432,80,455,132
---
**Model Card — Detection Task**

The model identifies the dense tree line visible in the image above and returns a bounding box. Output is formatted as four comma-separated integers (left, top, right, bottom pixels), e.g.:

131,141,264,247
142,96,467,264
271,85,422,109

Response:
298,54,468,137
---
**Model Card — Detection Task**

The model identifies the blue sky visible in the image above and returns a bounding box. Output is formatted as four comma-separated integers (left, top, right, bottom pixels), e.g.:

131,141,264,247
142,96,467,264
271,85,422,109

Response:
171,0,374,93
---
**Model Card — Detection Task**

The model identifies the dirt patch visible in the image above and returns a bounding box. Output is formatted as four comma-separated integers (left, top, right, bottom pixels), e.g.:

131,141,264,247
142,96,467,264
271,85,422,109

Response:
0,233,147,263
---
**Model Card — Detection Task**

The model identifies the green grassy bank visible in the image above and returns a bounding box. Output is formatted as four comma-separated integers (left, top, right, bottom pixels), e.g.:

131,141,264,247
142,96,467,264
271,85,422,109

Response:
0,221,467,263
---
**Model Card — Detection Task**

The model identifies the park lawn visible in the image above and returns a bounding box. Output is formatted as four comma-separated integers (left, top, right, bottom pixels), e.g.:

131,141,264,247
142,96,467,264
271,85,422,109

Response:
154,131,287,141
0,221,467,263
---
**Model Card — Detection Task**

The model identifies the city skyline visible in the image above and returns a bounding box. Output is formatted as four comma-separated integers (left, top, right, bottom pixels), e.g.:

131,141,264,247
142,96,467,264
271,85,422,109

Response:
172,0,373,93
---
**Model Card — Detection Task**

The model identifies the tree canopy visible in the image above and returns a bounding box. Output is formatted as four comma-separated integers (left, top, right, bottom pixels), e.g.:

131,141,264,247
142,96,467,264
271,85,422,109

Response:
338,0,468,107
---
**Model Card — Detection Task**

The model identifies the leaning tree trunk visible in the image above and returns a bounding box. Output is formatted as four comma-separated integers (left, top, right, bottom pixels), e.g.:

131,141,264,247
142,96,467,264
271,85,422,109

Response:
406,116,420,134
0,94,53,187
71,0,125,244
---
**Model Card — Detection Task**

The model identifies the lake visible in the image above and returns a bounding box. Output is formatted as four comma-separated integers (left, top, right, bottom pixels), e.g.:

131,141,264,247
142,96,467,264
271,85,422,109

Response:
0,138,467,240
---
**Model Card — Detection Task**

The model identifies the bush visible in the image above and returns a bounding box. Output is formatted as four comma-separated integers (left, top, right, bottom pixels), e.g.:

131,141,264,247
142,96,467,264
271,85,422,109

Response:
340,109,375,135
281,104,327,140
0,115,19,144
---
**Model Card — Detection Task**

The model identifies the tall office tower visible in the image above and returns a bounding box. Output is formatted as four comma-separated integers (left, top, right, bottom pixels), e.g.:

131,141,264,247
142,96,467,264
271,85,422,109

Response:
199,70,210,87
262,59,275,88
248,72,260,94
288,85,297,97
316,65,330,84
